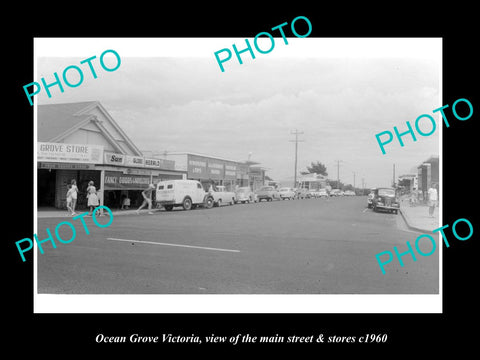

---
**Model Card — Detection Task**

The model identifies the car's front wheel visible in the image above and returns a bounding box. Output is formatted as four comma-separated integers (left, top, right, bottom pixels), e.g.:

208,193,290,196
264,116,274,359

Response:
204,196,214,209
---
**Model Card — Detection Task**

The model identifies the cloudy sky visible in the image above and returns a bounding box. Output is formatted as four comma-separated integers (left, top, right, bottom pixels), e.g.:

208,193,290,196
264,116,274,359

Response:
35,38,441,188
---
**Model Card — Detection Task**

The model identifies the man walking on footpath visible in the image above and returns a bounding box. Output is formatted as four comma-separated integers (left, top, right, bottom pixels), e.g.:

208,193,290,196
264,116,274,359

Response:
427,183,438,217
136,184,155,215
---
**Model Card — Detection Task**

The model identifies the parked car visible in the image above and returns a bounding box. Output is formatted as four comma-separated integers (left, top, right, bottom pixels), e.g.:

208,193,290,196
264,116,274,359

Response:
308,189,321,198
278,187,295,200
235,187,257,203
255,186,279,202
372,187,400,214
156,180,214,211
330,189,341,197
344,190,356,196
209,185,236,206
318,188,329,198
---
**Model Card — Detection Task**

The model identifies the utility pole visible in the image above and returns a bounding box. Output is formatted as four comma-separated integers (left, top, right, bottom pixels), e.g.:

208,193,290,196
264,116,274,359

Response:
289,129,304,188
353,171,356,190
335,160,342,189
393,163,396,188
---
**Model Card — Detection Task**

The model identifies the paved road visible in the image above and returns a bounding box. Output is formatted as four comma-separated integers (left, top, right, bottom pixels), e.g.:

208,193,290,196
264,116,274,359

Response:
37,196,439,294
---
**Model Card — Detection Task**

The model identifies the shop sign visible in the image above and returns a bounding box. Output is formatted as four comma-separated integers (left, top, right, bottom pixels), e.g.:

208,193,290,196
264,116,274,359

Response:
104,152,125,165
145,157,175,170
38,142,103,164
207,161,224,179
187,157,207,177
38,162,95,170
224,163,237,180
125,155,144,167
104,171,152,190
103,151,174,170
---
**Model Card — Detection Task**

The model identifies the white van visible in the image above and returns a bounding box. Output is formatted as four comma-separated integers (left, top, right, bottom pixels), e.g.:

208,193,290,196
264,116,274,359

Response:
156,180,214,211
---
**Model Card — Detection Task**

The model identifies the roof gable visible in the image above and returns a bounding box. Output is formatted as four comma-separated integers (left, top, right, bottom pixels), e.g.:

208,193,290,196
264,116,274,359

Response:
37,101,142,156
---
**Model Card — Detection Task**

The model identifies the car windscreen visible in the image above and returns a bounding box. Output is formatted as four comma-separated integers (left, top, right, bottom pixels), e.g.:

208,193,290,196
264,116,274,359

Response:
378,189,395,196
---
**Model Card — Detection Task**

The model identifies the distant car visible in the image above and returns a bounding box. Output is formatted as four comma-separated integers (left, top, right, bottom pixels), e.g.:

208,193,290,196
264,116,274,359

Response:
339,191,345,196
209,185,236,207
278,187,295,200
235,187,257,203
330,189,341,197
344,190,355,196
255,186,279,202
308,189,320,198
372,187,400,214
317,188,329,198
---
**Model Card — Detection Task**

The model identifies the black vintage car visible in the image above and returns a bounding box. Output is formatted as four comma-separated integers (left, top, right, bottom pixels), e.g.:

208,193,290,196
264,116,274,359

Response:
372,187,400,214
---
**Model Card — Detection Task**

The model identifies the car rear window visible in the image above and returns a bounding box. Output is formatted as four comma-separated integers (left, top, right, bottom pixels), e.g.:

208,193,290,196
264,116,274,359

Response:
158,185,164,190
167,184,173,189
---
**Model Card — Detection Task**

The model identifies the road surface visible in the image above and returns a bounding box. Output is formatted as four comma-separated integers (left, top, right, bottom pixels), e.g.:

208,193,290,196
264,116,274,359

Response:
37,196,439,294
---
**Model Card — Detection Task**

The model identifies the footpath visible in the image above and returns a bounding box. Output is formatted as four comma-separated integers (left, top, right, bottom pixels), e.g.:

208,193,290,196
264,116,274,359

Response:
398,197,440,233
37,207,160,218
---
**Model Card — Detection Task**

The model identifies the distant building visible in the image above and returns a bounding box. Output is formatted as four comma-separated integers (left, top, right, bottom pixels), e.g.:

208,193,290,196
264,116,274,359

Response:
296,173,328,190
156,152,265,191
398,174,418,191
417,155,439,199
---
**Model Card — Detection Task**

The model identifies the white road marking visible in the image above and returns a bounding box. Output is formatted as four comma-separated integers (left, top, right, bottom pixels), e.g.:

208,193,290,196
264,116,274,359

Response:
106,237,240,253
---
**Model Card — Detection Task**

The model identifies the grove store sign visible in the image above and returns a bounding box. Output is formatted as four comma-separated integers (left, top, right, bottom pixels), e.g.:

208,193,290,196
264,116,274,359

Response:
38,142,103,163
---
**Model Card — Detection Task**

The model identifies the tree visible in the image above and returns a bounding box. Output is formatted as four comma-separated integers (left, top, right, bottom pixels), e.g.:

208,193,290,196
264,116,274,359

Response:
306,161,328,176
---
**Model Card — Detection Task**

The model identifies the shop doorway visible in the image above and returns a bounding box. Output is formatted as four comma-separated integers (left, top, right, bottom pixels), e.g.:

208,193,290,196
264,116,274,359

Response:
38,169,56,207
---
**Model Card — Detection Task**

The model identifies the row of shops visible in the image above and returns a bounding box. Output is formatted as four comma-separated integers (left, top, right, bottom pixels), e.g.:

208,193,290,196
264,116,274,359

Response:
37,101,267,211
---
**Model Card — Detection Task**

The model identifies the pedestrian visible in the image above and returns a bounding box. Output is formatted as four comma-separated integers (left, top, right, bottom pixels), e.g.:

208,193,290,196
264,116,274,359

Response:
86,180,99,216
66,184,74,215
136,183,155,215
121,195,131,210
70,179,78,215
427,183,438,217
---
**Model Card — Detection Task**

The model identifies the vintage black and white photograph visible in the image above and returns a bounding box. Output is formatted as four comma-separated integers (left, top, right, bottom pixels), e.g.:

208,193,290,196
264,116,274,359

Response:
33,38,442,313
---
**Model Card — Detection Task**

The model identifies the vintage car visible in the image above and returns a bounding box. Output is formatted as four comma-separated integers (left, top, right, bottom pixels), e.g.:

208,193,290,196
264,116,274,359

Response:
209,185,236,206
317,188,329,198
330,189,341,197
372,187,399,214
156,180,214,211
308,189,322,198
278,187,296,200
344,190,356,196
255,186,279,202
235,187,257,203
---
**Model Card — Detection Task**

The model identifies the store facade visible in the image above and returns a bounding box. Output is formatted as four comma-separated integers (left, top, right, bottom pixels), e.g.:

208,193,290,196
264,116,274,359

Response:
158,152,251,191
37,101,185,211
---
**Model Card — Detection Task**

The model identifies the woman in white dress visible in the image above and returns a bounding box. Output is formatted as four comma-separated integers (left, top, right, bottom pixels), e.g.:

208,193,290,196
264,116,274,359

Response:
70,179,78,215
86,181,99,215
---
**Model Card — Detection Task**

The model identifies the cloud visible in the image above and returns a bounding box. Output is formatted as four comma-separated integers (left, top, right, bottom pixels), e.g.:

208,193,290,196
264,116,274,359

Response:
37,54,440,187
